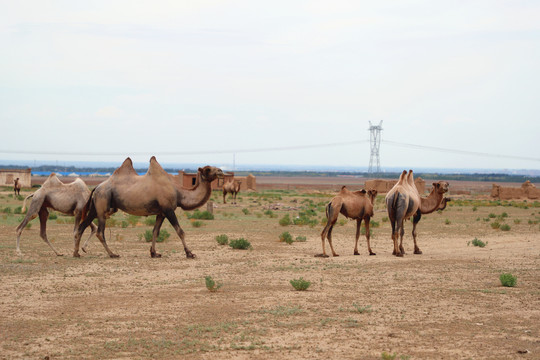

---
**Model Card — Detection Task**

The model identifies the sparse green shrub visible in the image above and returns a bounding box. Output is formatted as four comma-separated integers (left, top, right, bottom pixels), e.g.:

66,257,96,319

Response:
472,206,478,212
141,229,170,243
370,220,380,228
352,303,373,313
382,216,389,222
499,273,517,287
279,231,293,244
514,219,521,224
445,219,451,225
189,209,214,220
295,235,307,242
215,234,229,245
501,212,508,218
241,208,249,215
25,223,32,229
381,352,397,360
107,218,118,227
205,276,223,292
491,221,500,229
128,215,141,227
338,219,347,226
229,238,252,250
500,224,511,231
471,238,487,247
48,212,58,220
488,213,496,218
3,207,11,214
279,214,291,226
145,216,156,226
290,277,311,291
264,209,277,218
191,220,204,228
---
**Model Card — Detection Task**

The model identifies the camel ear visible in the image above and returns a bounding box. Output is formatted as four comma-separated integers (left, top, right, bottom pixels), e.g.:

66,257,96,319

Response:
360,189,366,194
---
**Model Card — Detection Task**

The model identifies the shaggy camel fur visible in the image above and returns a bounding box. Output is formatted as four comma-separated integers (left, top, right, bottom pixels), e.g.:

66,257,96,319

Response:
14,178,21,196
318,187,378,257
223,180,241,204
74,157,223,258
15,174,96,256
386,170,449,256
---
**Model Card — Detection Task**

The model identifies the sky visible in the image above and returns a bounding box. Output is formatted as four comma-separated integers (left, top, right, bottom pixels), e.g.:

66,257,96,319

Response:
1,1,539,172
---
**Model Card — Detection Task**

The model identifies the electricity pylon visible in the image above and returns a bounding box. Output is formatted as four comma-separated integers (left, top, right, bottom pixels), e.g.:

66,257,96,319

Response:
368,120,383,174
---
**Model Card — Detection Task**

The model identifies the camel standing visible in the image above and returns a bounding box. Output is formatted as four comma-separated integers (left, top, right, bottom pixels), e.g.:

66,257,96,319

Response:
74,157,223,258
15,174,96,256
318,187,378,257
14,178,21,196
223,180,241,204
386,170,448,256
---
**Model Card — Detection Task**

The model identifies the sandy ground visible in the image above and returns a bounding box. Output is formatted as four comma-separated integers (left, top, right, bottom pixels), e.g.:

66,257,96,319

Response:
0,184,539,359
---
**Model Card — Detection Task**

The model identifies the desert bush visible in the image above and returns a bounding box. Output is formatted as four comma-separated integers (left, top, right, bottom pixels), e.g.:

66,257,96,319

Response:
279,214,291,226
229,238,252,250
491,221,500,229
445,219,451,225
145,216,156,226
241,208,250,215
48,212,57,220
295,235,307,242
290,277,311,291
500,224,511,231
215,234,229,245
338,219,347,226
191,220,204,228
382,216,389,222
499,273,517,287
370,220,380,228
121,220,129,228
189,209,214,220
2,207,11,214
264,209,277,218
205,276,223,292
470,238,487,247
514,219,521,224
279,231,293,244
127,215,141,227
141,229,170,243
488,213,496,218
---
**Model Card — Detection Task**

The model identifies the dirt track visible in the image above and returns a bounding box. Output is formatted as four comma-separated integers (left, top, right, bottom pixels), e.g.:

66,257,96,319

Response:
1,183,539,359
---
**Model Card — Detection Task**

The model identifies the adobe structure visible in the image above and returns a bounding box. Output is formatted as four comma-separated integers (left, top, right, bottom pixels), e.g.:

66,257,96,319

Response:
176,171,256,191
491,181,540,200
365,177,426,194
0,168,32,188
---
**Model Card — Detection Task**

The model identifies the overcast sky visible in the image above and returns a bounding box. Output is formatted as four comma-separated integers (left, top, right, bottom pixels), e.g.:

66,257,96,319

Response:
1,1,539,171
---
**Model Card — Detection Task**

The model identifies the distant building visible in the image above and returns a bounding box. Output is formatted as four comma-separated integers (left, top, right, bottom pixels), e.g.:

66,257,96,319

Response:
0,168,32,188
175,171,256,191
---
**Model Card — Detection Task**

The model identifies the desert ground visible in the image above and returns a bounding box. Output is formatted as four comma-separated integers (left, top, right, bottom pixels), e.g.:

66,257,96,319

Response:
1,177,539,360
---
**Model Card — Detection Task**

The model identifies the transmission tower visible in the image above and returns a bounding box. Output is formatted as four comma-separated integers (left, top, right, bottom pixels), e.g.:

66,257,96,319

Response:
368,120,383,174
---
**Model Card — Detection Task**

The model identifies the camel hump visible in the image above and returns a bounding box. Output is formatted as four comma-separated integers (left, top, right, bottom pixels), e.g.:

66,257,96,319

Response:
147,156,167,176
397,170,407,185
113,157,137,176
42,173,63,188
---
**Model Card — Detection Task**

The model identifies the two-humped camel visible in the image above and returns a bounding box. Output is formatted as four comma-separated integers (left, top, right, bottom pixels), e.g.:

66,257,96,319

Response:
14,178,21,196
15,174,96,256
223,180,241,204
318,187,378,257
74,157,223,258
385,170,449,256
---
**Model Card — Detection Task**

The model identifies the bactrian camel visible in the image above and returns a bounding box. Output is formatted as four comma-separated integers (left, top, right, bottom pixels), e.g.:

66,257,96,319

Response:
223,179,241,204
318,187,378,257
15,174,97,256
385,170,449,256
74,157,223,258
14,178,21,196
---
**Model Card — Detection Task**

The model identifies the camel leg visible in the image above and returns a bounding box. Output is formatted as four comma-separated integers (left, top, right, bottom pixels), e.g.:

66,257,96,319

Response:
317,223,332,258
364,217,375,256
399,223,406,255
412,211,422,254
354,219,361,255
15,211,38,256
326,226,339,257
38,208,63,256
81,222,97,253
164,210,195,259
391,219,403,257
150,214,165,258
223,191,227,204
94,216,120,258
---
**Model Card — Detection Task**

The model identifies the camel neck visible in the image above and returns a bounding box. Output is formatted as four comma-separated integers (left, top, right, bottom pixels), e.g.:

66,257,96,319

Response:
176,172,212,210
419,189,443,214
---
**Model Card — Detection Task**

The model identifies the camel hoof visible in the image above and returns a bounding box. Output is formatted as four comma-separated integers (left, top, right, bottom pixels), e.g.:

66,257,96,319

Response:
73,252,81,258
369,252,376,256
314,254,329,258
110,253,120,258
81,247,87,253
354,251,360,255
56,253,64,257
150,252,161,258
414,250,423,255
396,253,404,257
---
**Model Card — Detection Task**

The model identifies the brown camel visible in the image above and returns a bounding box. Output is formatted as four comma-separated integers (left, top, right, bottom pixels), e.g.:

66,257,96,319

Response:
223,179,241,204
318,187,378,257
14,178,21,196
386,170,449,256
15,174,96,256
74,156,223,258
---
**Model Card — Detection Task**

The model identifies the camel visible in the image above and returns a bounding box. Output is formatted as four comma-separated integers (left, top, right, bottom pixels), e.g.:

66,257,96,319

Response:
318,187,378,257
14,178,21,196
223,179,241,204
74,156,223,258
15,174,97,256
386,170,449,256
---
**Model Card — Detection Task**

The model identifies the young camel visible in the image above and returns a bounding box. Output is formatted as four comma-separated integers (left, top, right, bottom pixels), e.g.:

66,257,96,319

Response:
14,178,21,196
318,187,378,257
74,157,223,258
223,180,241,204
386,170,449,256
15,174,96,256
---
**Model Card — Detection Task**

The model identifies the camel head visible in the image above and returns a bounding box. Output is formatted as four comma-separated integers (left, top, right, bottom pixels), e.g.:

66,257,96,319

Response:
432,181,449,195
198,166,224,182
367,189,378,202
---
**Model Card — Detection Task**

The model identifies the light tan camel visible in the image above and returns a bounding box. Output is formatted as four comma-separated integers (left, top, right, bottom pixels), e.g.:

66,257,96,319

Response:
386,170,449,256
223,179,241,204
14,178,21,196
15,174,96,256
74,157,223,258
318,187,378,257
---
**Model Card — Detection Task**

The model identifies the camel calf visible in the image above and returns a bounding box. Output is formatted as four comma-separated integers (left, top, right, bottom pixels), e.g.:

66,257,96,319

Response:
223,180,241,204
318,187,378,257
14,178,21,196
16,174,96,256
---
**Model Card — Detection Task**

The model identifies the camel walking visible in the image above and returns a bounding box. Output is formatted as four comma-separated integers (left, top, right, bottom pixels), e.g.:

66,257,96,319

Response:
14,178,21,196
15,174,96,256
318,187,378,257
74,157,223,258
223,180,241,204
386,170,448,256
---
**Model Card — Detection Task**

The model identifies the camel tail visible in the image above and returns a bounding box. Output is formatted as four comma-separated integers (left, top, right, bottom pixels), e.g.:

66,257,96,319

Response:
21,194,34,213
81,188,96,222
325,202,334,221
